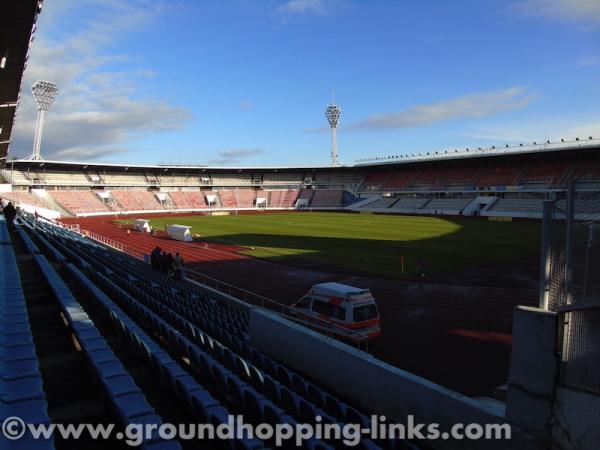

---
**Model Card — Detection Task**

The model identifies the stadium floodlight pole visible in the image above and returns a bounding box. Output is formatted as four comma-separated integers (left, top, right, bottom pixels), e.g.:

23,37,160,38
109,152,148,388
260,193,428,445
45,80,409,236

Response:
325,95,341,167
29,80,58,161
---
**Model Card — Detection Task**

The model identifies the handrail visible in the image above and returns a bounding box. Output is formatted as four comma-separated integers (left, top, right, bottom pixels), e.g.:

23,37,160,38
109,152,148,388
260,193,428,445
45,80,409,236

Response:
81,229,124,252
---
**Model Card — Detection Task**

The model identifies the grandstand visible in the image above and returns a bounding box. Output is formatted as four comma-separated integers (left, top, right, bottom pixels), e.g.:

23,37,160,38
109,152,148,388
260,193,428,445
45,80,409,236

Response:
1,142,599,219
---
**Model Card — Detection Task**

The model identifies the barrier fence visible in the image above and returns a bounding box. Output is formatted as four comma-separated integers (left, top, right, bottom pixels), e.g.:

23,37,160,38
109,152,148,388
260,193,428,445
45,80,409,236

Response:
541,180,600,393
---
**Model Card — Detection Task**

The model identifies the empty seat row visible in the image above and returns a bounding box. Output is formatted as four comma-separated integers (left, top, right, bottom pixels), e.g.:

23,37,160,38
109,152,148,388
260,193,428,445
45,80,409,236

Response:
28,246,178,450
0,221,53,450
67,263,267,450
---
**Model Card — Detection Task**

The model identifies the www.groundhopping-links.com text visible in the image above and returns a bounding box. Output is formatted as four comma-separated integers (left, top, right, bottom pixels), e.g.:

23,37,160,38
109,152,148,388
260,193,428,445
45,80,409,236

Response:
2,415,512,446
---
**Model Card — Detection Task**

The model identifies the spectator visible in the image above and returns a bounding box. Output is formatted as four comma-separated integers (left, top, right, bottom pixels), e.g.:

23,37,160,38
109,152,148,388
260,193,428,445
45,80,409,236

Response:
150,226,155,235
417,257,426,278
126,228,131,237
150,246,161,271
173,252,184,280
159,251,168,273
3,201,17,232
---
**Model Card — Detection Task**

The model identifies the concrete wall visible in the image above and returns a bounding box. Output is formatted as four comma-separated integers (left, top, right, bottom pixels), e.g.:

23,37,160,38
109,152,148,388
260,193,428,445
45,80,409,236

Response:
551,387,600,450
250,308,536,450
505,306,558,446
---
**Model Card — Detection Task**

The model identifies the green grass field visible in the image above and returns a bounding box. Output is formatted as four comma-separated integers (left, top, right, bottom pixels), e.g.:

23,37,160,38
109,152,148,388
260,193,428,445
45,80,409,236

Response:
121,212,541,278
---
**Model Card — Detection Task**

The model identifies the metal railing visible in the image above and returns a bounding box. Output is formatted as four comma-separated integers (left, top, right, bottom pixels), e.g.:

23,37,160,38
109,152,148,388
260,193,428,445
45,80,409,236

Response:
81,229,124,252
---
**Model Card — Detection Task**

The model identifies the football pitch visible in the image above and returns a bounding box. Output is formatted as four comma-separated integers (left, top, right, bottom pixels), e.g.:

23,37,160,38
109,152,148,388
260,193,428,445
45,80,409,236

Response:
122,212,541,278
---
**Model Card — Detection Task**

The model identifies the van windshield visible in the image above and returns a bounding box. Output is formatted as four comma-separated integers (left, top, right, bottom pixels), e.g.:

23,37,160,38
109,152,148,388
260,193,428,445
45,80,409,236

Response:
353,304,378,322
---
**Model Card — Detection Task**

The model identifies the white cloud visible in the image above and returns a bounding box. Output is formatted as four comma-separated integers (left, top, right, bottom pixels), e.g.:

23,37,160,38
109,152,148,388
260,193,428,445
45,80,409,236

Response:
10,0,191,161
514,0,600,29
207,148,264,165
338,87,536,132
578,56,600,67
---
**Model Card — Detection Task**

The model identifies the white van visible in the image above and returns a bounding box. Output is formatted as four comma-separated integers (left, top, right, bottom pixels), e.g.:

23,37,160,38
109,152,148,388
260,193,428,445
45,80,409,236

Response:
291,282,381,340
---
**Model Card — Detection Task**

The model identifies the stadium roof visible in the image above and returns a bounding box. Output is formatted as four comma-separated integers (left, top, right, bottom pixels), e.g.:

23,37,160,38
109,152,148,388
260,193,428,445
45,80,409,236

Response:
6,139,599,173
0,0,42,168
6,159,364,173
355,138,600,167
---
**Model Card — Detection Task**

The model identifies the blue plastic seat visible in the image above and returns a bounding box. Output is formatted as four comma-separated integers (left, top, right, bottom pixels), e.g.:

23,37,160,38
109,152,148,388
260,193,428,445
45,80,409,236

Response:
248,365,264,392
306,383,325,409
103,375,141,397
114,392,155,420
189,389,220,422
0,332,33,347
225,374,249,408
280,386,301,416
276,365,293,387
0,397,50,425
0,376,45,403
298,398,318,423
174,375,203,406
234,356,251,382
292,373,309,396
0,359,40,380
324,394,345,419
0,344,37,362
262,400,286,425
345,406,370,427
0,321,30,335
264,375,281,403
88,348,117,365
211,362,231,396
96,359,127,378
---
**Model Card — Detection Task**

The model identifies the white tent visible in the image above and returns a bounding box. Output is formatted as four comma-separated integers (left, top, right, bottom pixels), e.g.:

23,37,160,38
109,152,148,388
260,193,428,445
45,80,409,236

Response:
133,219,151,232
167,224,193,242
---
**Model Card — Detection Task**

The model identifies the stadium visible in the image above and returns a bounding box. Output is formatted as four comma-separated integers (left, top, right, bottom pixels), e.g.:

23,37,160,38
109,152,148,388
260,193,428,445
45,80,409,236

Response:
1,2,599,450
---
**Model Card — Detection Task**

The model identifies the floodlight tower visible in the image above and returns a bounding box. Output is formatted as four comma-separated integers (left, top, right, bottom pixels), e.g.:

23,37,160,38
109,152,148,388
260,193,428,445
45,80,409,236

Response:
30,80,58,160
325,97,341,166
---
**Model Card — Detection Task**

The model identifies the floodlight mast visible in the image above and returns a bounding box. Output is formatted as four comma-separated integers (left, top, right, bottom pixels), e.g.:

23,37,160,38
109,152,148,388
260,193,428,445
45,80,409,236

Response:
30,80,58,160
325,98,341,166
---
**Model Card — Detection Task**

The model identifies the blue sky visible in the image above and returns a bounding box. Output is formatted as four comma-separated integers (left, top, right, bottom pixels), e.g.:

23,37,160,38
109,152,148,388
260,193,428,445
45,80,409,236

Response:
11,0,600,166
